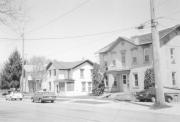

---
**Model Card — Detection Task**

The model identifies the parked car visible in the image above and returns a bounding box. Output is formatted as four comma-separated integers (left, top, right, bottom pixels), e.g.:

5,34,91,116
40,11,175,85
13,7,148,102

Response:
31,91,56,103
5,91,23,101
2,90,11,96
135,87,173,103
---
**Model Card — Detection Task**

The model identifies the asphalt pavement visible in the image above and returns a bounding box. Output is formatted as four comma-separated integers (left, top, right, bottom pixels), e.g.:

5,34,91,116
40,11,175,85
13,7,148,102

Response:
0,97,180,122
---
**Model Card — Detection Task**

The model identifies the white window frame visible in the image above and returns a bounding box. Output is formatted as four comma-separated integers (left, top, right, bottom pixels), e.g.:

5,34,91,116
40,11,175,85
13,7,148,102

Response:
170,48,175,64
121,51,126,65
122,74,127,84
133,73,139,87
112,60,116,66
81,82,86,92
144,48,150,63
80,69,84,79
172,72,176,86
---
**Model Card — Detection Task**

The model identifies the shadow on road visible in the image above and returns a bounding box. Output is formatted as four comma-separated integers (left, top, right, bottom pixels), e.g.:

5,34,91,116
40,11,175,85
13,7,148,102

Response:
126,101,172,110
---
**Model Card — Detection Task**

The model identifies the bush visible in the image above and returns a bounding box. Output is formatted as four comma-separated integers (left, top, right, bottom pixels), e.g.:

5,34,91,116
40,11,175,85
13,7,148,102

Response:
92,82,105,96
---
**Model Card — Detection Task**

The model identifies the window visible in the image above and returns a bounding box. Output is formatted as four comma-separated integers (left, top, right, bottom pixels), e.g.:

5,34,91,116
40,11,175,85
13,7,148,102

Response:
114,80,117,87
112,60,116,66
131,48,138,65
88,82,92,92
49,70,51,77
172,72,176,86
132,57,137,65
54,69,56,76
104,61,108,70
66,82,74,91
59,82,65,91
170,48,175,64
144,48,150,63
122,75,127,84
80,69,84,79
49,82,51,91
121,51,126,65
114,76,118,87
81,82,86,92
134,73,138,86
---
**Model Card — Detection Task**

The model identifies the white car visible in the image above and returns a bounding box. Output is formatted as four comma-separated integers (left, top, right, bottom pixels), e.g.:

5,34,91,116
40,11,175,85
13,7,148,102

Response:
6,91,23,101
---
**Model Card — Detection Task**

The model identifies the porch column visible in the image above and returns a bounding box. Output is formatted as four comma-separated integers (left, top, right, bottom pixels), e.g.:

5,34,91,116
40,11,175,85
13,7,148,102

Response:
119,75,124,92
64,82,67,92
108,74,114,92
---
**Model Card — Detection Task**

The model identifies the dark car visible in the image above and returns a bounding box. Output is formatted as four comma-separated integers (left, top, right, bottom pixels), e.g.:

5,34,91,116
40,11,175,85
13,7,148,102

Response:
135,87,173,103
31,91,56,103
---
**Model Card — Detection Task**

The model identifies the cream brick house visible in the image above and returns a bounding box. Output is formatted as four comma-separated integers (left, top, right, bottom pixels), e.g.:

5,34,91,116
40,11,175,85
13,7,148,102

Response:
43,60,93,96
98,25,180,95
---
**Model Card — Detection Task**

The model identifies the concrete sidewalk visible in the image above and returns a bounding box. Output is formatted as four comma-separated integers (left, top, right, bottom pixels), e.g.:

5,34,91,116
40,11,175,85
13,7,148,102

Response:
96,100,180,116
53,96,180,116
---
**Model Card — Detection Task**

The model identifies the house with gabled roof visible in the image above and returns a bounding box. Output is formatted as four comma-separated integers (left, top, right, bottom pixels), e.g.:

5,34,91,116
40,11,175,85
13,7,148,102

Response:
23,65,46,93
43,60,94,96
98,25,180,98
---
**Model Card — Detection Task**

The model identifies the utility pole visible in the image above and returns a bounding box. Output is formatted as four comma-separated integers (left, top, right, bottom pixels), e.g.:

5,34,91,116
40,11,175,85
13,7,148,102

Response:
20,32,25,92
150,0,165,105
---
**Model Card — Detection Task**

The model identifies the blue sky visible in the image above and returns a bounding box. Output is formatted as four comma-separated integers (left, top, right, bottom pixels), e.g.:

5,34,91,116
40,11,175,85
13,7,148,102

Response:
0,0,180,66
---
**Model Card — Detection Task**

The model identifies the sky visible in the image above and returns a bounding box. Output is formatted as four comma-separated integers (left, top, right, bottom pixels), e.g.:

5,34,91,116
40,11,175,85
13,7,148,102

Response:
0,0,180,67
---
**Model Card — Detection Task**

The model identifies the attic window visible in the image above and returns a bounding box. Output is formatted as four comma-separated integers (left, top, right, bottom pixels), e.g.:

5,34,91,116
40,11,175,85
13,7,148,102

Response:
170,48,175,64
121,41,125,45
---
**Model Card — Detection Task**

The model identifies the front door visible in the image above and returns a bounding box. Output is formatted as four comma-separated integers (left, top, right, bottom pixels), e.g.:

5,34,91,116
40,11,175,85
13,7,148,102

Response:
59,82,65,92
122,74,128,92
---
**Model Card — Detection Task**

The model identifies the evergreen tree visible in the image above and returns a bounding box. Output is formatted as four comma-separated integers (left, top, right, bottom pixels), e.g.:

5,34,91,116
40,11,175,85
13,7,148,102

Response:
0,50,22,89
144,68,155,89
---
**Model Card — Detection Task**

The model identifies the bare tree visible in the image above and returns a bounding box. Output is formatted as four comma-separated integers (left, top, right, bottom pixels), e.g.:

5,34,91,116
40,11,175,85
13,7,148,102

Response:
0,0,27,34
26,56,50,91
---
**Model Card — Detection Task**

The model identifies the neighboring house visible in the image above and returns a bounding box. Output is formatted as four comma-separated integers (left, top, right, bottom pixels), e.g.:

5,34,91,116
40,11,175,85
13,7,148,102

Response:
23,65,47,93
44,60,93,96
98,25,180,95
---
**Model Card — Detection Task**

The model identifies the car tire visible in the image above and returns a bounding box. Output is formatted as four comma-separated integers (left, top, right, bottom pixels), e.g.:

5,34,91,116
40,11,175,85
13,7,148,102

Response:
32,98,34,102
20,98,22,101
151,97,156,103
39,98,42,103
51,100,54,103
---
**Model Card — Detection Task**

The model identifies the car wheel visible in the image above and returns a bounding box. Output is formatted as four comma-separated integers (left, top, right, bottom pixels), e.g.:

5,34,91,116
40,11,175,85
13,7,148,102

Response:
20,98,22,101
151,97,156,103
51,100,54,103
32,98,34,102
167,97,172,103
39,99,44,103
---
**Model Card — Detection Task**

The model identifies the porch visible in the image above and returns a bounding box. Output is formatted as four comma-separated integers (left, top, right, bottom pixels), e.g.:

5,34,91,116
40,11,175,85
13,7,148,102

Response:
54,79,75,96
28,80,42,93
105,69,130,93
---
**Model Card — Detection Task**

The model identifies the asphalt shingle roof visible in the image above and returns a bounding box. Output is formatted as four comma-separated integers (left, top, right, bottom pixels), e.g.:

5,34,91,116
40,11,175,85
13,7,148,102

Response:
52,60,93,70
131,24,180,45
98,25,180,54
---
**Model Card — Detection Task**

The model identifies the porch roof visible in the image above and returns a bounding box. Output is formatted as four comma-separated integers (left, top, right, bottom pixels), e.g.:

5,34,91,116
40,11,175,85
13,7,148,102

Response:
106,68,130,74
54,79,74,82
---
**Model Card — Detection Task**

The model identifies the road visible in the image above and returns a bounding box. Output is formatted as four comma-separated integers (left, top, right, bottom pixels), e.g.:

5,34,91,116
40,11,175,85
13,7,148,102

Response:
0,98,180,122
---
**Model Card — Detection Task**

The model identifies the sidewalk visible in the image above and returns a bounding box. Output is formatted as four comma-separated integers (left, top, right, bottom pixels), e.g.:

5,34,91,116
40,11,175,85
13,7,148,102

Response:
55,96,180,116
97,100,180,116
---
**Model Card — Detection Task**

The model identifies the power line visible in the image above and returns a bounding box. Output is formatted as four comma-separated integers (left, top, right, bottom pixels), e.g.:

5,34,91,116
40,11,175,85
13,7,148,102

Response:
0,26,136,40
26,0,91,34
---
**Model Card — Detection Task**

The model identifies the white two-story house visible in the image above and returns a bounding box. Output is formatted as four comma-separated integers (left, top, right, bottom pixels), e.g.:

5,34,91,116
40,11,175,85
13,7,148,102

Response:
98,25,180,95
43,60,93,96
